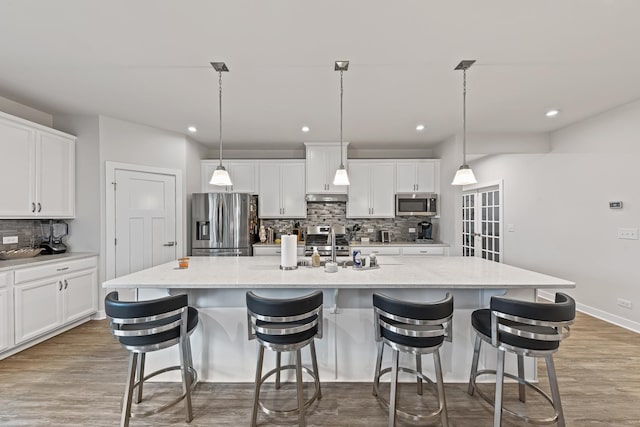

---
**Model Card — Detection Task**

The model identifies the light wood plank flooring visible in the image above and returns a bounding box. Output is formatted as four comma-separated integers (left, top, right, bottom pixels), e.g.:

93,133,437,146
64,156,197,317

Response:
1,311,639,426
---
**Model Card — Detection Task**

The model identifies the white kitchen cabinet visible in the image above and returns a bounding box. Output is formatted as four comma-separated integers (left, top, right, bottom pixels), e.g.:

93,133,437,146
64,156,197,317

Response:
351,246,402,256
258,161,306,218
0,111,75,219
401,246,445,256
201,160,259,194
13,257,97,345
253,245,305,256
305,142,349,194
395,159,440,194
0,272,12,353
350,245,447,257
347,161,395,218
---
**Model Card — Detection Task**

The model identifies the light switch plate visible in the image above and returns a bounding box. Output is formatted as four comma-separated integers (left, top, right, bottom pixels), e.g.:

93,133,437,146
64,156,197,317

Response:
2,236,18,244
618,228,638,240
367,228,374,233
408,228,416,233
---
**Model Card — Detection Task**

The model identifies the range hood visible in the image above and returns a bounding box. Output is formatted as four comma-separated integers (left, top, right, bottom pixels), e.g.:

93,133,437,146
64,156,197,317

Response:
305,194,348,203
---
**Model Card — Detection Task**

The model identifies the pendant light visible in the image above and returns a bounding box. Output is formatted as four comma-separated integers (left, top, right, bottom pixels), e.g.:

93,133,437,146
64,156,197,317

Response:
333,60,350,186
451,60,478,186
209,62,233,186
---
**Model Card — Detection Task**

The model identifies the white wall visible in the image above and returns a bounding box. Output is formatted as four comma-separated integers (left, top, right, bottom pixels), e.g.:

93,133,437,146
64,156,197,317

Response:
470,100,640,331
433,135,463,254
185,136,210,254
0,95,52,127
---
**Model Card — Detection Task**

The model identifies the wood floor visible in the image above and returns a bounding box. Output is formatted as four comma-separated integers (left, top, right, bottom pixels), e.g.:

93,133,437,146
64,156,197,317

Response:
1,311,639,426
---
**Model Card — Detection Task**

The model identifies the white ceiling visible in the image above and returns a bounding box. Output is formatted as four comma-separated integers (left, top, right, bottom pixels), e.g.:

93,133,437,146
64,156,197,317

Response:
1,0,640,150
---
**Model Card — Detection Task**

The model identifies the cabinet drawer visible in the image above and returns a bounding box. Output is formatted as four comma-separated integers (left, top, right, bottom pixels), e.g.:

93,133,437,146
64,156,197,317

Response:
253,246,305,256
402,246,444,256
352,246,401,256
0,271,10,288
14,257,97,284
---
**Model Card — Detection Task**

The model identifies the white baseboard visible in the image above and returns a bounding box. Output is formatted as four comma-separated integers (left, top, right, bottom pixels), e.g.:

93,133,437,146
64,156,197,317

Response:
538,290,640,334
92,310,106,320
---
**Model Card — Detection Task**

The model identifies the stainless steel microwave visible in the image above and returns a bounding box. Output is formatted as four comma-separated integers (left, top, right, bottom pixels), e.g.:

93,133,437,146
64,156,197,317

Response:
395,193,438,216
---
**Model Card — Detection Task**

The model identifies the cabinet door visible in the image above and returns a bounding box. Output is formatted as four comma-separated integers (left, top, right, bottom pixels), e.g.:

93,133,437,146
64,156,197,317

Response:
258,163,282,217
227,161,257,194
63,268,98,323
280,162,307,218
305,146,328,193
14,277,63,344
0,118,37,217
415,161,436,193
347,163,372,218
37,132,75,217
395,161,417,193
370,162,396,218
0,273,11,352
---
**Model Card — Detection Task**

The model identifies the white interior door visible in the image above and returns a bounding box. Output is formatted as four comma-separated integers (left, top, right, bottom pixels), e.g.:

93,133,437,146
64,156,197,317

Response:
114,169,177,278
462,185,502,262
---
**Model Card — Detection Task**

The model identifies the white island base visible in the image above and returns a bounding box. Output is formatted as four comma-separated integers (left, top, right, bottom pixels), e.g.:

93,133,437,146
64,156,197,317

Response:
104,256,574,384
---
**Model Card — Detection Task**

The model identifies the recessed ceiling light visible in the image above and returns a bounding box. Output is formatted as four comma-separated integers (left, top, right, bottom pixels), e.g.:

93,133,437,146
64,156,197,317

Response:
545,109,560,117
187,126,197,132
301,126,310,132
416,124,425,131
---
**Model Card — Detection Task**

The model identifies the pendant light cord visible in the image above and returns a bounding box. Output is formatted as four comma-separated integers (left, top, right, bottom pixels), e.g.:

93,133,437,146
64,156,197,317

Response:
218,70,223,167
339,69,344,168
462,68,467,166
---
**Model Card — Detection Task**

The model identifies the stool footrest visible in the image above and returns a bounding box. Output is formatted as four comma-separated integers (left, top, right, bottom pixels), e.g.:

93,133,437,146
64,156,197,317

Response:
470,369,559,425
374,366,444,423
258,364,321,416
127,366,198,418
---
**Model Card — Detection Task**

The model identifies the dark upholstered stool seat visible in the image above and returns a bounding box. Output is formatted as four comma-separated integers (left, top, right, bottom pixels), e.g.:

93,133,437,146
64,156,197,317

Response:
471,309,560,352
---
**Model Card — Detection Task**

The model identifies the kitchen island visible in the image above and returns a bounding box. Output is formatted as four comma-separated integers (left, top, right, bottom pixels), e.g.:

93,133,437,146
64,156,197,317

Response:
103,256,574,383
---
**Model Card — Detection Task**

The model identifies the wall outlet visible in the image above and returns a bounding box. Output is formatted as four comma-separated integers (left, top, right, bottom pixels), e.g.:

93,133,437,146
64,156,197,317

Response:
617,228,638,240
408,227,416,233
617,298,632,309
2,236,18,244
367,228,374,233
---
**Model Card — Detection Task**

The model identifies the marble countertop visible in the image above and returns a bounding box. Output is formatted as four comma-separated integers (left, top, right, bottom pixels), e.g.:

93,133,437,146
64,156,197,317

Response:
0,252,98,273
103,255,574,290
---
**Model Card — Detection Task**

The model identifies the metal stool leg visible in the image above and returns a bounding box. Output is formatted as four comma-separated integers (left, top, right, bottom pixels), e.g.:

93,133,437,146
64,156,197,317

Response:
135,353,145,404
468,334,481,395
517,354,526,403
433,349,449,427
372,341,384,397
251,345,265,427
416,354,423,395
296,349,306,427
493,348,505,427
275,352,282,389
546,355,565,427
121,352,138,427
179,337,193,423
310,340,322,399
388,349,399,427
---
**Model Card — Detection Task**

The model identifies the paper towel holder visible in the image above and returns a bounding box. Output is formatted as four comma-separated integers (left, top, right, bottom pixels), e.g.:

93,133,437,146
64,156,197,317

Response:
279,265,298,270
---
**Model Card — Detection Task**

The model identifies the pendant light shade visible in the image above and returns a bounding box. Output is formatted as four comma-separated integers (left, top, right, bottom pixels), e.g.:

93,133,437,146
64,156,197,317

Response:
209,62,233,186
451,60,478,186
333,60,350,186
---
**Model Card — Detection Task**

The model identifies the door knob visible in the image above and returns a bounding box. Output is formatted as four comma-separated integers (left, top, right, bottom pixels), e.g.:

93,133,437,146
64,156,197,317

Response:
163,241,176,247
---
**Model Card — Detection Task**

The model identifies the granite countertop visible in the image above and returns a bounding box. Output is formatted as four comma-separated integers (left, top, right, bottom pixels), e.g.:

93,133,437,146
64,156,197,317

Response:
350,240,449,247
103,255,574,290
0,252,98,273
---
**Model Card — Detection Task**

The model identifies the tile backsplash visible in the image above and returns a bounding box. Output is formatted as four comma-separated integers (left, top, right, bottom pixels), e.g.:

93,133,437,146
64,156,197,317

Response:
0,220,41,251
261,202,439,242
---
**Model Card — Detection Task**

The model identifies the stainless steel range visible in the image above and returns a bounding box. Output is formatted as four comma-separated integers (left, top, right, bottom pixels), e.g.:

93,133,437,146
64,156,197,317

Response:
304,225,350,257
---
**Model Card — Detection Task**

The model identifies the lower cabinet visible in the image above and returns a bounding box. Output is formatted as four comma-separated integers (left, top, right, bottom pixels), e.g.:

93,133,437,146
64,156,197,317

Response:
12,256,98,346
351,245,447,257
253,245,305,256
0,272,12,353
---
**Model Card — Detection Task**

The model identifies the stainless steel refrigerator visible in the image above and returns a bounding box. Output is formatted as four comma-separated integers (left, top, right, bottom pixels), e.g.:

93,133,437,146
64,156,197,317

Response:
191,193,258,256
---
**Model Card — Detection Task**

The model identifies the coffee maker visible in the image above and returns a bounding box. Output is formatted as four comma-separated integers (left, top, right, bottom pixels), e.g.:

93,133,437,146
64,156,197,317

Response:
416,221,433,242
40,220,68,254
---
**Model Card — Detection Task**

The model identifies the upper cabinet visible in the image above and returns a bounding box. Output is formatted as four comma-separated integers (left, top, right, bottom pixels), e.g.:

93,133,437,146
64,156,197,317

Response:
347,160,395,218
395,159,440,194
305,142,349,194
258,160,306,218
201,160,259,194
0,112,75,219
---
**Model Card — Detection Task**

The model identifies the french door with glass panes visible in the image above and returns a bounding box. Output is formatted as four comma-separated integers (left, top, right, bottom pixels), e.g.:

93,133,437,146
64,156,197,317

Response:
462,185,502,262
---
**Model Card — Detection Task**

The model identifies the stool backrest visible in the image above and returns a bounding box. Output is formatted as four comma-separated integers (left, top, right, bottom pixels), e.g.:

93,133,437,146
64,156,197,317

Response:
105,291,189,351
373,293,454,343
246,291,323,341
489,292,575,348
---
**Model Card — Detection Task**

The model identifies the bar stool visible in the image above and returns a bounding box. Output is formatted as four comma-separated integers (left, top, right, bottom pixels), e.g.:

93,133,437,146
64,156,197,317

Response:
105,291,199,427
246,290,323,427
467,292,575,427
372,292,453,427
